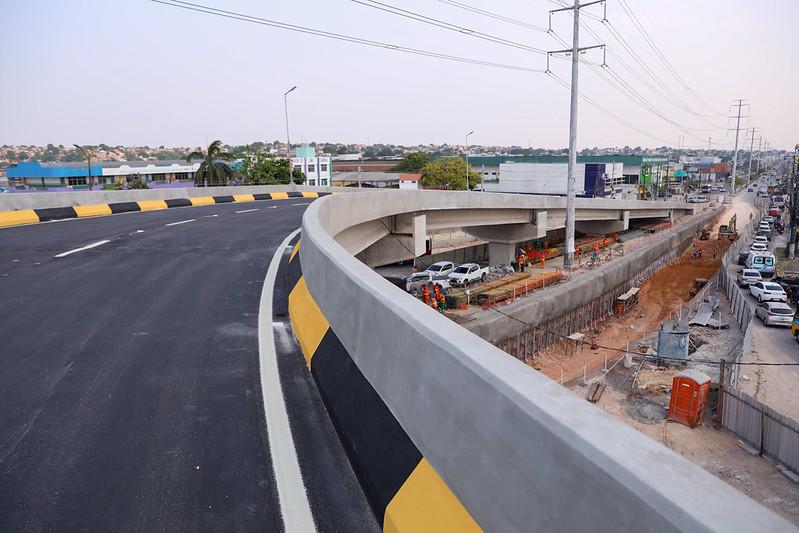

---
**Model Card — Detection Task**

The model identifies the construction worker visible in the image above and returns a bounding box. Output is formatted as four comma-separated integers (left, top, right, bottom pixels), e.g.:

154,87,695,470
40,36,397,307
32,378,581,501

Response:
433,284,442,303
438,296,446,312
594,242,599,255
602,237,608,249
613,232,618,243
575,244,580,259
698,248,703,259
712,248,717,259
411,264,419,273
541,254,545,269
422,285,430,305
430,295,438,310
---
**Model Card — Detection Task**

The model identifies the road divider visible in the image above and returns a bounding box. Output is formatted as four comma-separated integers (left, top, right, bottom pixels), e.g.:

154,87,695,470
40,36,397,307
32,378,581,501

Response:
0,191,329,228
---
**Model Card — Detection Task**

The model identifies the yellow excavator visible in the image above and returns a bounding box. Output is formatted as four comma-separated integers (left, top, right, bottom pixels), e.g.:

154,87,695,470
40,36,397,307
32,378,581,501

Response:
718,214,738,240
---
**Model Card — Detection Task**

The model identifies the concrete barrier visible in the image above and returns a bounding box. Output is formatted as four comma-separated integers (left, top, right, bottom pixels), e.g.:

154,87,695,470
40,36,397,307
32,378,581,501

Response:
298,191,793,531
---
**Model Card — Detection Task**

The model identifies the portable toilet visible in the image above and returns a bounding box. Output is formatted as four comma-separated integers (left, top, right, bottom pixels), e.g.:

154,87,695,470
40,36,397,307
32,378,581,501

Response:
667,369,711,428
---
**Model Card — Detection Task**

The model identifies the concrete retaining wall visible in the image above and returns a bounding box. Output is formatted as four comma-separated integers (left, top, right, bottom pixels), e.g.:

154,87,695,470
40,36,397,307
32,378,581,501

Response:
299,191,792,531
463,206,723,343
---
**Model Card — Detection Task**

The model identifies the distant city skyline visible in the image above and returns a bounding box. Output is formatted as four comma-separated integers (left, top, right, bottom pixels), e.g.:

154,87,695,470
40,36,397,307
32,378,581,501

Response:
1,1,796,151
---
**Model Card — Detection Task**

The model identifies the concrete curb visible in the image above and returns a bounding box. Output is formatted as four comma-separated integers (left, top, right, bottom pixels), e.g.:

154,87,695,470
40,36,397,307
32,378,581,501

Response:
0,191,330,228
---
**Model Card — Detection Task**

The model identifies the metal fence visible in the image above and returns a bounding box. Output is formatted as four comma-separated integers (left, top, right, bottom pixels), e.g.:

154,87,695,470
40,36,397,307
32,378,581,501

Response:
721,386,799,473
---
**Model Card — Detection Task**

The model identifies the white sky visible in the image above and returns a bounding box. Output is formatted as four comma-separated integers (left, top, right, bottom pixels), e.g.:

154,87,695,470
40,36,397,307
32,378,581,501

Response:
1,0,796,151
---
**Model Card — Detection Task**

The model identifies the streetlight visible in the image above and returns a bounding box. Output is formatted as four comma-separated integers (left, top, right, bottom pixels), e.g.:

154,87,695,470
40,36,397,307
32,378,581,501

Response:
284,85,297,185
465,131,474,190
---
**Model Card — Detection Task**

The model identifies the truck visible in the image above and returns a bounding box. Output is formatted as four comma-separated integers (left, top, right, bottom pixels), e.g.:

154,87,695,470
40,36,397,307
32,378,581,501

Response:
447,263,489,287
424,261,456,277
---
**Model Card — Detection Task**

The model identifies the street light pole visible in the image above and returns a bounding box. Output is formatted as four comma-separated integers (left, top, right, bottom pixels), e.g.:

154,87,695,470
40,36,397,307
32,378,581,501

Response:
73,144,94,191
284,85,297,185
465,130,473,190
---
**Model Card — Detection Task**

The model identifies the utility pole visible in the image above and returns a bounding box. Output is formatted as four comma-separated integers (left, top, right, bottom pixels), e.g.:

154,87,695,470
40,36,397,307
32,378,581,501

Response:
791,151,798,258
548,0,606,269
746,128,757,184
755,136,763,174
729,99,748,194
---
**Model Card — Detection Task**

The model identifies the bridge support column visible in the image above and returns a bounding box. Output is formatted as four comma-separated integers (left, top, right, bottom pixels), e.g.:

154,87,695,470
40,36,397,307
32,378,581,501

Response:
489,242,516,267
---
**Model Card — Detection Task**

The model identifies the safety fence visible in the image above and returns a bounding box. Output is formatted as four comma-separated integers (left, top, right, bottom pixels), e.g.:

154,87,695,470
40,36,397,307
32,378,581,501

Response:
721,386,799,474
497,238,693,361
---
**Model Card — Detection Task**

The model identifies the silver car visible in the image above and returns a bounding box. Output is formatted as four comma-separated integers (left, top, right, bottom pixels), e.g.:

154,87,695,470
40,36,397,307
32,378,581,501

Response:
755,302,794,327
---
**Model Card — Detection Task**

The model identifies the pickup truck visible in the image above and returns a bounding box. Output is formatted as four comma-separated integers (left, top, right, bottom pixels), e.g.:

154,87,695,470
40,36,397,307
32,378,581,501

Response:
447,263,489,287
405,271,452,293
424,261,456,277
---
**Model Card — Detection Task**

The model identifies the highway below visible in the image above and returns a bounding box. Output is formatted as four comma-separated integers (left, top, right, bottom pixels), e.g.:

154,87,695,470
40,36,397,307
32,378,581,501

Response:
0,200,378,532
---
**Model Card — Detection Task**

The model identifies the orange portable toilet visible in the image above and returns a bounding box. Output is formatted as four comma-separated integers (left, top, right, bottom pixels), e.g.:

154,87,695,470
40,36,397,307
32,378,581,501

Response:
667,369,710,428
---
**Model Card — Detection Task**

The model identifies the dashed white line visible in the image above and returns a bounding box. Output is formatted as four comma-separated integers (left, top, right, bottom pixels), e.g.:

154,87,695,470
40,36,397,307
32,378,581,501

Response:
165,219,195,226
55,240,111,258
236,208,259,214
291,203,309,206
258,227,316,532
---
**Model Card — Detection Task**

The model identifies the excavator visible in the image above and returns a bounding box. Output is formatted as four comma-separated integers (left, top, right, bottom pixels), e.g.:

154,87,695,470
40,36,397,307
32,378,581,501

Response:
717,214,738,240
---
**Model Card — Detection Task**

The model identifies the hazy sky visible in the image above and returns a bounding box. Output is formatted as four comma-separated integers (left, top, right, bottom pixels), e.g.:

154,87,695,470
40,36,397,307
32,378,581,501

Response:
1,0,796,151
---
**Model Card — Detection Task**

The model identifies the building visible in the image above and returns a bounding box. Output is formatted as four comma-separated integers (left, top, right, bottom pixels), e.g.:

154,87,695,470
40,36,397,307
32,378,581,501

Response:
466,155,668,198
293,146,331,186
5,160,201,189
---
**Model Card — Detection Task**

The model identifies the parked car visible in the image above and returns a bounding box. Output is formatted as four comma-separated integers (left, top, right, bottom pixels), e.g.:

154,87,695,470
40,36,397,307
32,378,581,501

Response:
405,271,452,293
737,269,762,286
447,263,489,286
749,281,787,303
773,275,799,297
424,261,456,277
755,302,794,327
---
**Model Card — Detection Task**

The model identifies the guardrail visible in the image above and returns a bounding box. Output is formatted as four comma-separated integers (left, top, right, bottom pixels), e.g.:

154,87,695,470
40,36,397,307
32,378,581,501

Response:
299,190,791,531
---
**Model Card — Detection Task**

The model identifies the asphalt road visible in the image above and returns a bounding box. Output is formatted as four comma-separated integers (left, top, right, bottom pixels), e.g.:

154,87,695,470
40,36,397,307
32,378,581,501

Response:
725,186,799,419
0,200,378,532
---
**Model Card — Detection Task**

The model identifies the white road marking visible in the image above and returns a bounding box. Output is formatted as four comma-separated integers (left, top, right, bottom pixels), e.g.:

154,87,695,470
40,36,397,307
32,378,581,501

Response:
204,214,219,218
258,228,316,532
269,206,278,209
165,219,195,226
236,208,259,214
291,203,309,206
55,240,111,258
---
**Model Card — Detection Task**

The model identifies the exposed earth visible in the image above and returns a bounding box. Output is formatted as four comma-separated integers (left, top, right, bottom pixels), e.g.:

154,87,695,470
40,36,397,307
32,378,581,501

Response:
524,200,799,525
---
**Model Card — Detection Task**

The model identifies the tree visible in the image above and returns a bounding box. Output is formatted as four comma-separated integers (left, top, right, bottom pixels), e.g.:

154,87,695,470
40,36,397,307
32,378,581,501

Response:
393,152,428,172
420,156,479,190
187,140,235,186
377,146,394,157
74,144,96,190
236,146,305,185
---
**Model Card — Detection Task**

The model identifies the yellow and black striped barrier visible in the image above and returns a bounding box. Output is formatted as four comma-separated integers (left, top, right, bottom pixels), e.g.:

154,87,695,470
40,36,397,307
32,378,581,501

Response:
287,241,481,532
0,191,328,228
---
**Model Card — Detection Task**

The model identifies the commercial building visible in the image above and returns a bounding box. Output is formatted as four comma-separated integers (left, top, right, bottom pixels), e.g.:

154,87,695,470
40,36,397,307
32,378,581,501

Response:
6,160,201,189
468,155,668,198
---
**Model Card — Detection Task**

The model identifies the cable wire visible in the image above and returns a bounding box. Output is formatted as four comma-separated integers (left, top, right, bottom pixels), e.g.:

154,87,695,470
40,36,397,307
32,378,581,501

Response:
151,0,546,73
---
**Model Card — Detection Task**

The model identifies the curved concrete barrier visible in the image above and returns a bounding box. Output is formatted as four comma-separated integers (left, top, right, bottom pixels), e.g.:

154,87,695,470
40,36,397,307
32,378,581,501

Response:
298,190,793,531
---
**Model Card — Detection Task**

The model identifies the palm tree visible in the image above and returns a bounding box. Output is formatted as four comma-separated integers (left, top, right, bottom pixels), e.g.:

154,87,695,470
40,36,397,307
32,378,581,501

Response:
186,140,235,187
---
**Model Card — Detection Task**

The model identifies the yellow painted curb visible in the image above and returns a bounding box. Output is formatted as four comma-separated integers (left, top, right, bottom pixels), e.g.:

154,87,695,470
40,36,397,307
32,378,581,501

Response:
384,459,482,533
189,196,215,206
137,200,168,211
270,192,289,200
233,194,255,202
74,204,112,217
0,210,40,227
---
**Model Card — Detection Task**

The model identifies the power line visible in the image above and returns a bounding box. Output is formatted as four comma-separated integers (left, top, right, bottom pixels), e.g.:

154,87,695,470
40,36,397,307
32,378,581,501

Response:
151,0,546,73
350,0,553,57
435,0,549,32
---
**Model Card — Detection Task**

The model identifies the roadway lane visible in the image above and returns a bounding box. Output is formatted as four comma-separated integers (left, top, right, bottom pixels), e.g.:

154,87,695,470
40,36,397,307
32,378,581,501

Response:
0,200,378,532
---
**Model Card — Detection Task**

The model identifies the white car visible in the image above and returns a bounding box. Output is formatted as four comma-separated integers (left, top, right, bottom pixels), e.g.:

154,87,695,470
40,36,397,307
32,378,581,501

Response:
737,269,762,286
689,195,708,203
763,215,775,224
447,263,489,286
750,242,768,253
754,302,794,327
749,281,787,303
425,261,456,277
753,236,768,246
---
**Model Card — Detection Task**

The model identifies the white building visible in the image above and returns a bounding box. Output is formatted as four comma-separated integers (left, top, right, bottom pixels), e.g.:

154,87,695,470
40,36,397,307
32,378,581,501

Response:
293,146,331,186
